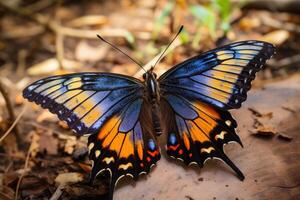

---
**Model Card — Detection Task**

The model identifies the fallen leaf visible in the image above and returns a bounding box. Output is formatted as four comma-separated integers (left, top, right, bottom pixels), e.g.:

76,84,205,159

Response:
277,133,293,142
27,58,83,76
36,111,57,123
64,136,77,155
248,107,273,118
68,15,108,27
14,94,24,106
55,172,84,186
260,30,290,46
78,163,92,174
239,17,261,31
251,125,277,138
29,131,40,157
72,147,88,161
58,121,69,129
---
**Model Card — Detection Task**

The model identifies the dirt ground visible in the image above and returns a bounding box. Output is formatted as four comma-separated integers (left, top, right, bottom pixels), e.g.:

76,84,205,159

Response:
0,1,300,200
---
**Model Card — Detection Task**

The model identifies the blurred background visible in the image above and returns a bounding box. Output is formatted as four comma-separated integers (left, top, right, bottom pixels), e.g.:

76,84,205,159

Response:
0,0,299,200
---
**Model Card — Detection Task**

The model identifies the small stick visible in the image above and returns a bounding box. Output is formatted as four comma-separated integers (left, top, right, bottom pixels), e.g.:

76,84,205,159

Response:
0,78,21,138
0,103,27,143
49,185,64,200
14,143,31,200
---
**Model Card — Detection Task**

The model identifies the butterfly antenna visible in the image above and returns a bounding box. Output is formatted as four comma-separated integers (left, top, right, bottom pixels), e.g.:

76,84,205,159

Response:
96,34,146,72
152,25,184,69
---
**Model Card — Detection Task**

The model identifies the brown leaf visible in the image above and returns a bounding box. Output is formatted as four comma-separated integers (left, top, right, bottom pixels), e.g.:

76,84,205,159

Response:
64,136,77,155
277,133,293,142
36,111,57,123
78,163,92,174
248,107,273,119
55,172,84,186
251,125,277,138
68,15,108,27
260,30,290,46
58,121,69,129
27,58,83,76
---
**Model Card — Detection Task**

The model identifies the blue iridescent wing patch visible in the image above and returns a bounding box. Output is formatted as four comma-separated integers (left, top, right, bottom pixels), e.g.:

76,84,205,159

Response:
159,40,276,109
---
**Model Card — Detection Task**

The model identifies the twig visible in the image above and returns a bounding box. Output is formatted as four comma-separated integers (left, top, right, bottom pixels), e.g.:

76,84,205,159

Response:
0,78,21,137
0,1,134,41
0,104,27,144
54,1,64,70
49,184,64,200
14,144,32,200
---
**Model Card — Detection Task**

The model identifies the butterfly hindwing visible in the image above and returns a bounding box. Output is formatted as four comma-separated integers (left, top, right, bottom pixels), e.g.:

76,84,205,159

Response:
23,73,143,135
159,40,276,109
161,95,244,180
88,99,160,197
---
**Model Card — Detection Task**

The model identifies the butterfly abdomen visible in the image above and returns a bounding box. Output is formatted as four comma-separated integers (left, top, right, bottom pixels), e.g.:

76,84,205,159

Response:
151,102,162,136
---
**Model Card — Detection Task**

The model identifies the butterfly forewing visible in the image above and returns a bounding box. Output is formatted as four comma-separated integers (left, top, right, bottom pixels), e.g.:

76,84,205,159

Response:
159,40,275,109
23,73,143,135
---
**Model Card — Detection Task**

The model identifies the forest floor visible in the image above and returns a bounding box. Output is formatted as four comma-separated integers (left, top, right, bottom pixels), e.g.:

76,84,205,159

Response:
0,1,300,200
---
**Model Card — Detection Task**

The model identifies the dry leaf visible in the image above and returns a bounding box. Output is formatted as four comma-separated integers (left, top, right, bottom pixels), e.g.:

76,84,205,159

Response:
36,111,57,123
58,121,69,129
30,131,40,157
78,163,92,174
15,94,24,106
55,172,84,186
277,133,293,141
248,107,273,118
252,125,277,137
64,136,77,155
27,58,83,76
260,30,290,46
68,15,108,27
239,17,261,31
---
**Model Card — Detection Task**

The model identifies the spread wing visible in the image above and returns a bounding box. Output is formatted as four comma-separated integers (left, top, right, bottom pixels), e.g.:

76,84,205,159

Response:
161,96,244,180
159,40,275,180
23,73,161,199
159,40,276,110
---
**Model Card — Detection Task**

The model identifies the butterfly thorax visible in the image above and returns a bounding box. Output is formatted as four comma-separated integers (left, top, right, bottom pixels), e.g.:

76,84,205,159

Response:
143,71,160,103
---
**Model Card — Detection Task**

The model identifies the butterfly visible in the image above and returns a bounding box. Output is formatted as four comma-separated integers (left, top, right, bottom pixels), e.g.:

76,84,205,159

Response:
23,27,275,200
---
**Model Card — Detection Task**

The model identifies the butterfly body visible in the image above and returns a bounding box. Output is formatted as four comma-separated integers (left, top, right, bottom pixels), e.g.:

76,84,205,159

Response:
23,40,275,200
143,70,163,136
